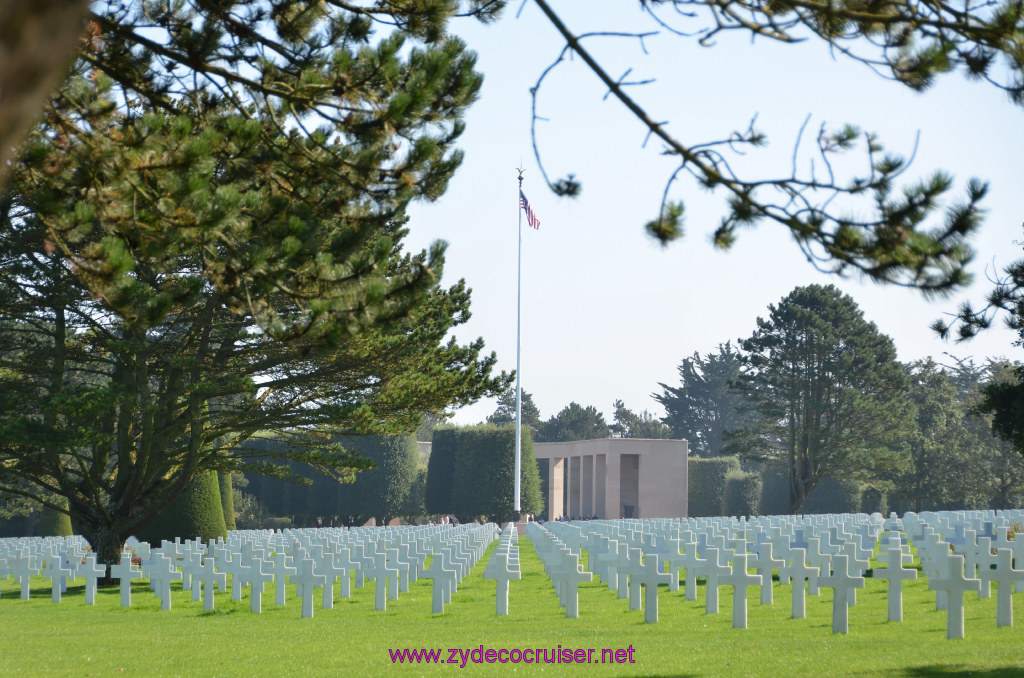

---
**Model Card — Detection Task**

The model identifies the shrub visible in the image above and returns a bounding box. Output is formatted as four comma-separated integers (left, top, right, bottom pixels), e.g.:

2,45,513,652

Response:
724,471,763,517
688,457,740,517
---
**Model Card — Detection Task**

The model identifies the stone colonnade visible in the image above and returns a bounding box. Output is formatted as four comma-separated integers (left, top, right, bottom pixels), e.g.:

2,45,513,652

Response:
533,438,688,520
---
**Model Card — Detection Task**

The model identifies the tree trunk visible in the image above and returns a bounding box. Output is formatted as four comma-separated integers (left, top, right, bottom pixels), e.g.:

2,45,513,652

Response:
78,521,131,585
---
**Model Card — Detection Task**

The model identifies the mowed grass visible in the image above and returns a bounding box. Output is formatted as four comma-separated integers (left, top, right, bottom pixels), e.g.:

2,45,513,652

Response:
1,537,1022,677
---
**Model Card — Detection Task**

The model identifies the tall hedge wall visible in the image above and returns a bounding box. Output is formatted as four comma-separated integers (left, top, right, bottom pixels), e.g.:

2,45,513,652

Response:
688,456,741,517
244,434,420,526
426,425,543,523
138,470,228,543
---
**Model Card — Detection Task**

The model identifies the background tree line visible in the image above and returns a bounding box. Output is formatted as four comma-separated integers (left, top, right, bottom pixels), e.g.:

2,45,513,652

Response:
484,284,1024,516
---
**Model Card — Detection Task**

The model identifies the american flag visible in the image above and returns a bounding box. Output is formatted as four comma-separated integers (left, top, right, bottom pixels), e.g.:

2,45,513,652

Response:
519,190,540,229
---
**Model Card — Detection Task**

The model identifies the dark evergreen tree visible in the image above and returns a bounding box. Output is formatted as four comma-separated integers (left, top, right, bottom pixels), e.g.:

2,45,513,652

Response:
655,342,755,456
538,402,608,442
0,1,509,567
739,285,915,514
487,386,542,433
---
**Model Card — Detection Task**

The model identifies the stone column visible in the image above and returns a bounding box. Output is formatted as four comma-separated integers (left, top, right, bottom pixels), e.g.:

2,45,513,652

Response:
603,451,620,520
594,454,606,518
582,455,594,518
569,456,581,519
548,457,564,521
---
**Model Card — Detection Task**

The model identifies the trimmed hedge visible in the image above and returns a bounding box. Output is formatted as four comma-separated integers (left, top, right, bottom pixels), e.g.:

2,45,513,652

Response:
426,425,543,523
244,434,420,526
724,471,763,517
425,428,459,515
37,502,73,537
803,477,863,515
688,457,740,517
218,471,236,531
756,463,790,516
138,470,228,543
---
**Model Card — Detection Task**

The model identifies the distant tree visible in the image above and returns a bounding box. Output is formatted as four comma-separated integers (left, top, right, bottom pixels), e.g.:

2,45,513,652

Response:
487,387,542,433
894,360,981,512
538,402,608,442
739,285,915,514
611,400,672,439
655,342,754,456
953,360,1024,509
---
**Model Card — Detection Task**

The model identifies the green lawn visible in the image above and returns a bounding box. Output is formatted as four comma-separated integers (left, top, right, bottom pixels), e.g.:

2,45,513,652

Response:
1,537,1022,677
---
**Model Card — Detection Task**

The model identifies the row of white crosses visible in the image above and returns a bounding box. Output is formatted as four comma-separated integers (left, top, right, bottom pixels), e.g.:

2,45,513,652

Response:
538,508,1024,637
526,522,593,619
0,524,500,618
482,523,521,615
0,536,108,604
419,524,499,615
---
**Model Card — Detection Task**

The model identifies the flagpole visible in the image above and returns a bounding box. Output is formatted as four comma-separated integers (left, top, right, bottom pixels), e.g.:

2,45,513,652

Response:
514,169,524,521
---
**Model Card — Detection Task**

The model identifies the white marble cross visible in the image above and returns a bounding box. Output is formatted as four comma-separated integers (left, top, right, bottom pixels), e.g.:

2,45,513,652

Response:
336,547,360,600
818,554,864,634
148,552,182,611
193,557,226,612
623,547,646,611
661,539,689,593
483,550,520,616
678,546,706,602
697,547,732,615
110,551,142,607
778,547,816,619
290,557,325,619
314,552,347,610
634,553,671,624
43,555,71,603
750,542,782,605
267,552,296,606
928,552,981,639
549,553,591,619
81,554,107,605
365,550,398,612
238,560,275,614
721,552,763,629
10,553,39,600
421,551,457,614
980,549,1024,628
874,545,917,622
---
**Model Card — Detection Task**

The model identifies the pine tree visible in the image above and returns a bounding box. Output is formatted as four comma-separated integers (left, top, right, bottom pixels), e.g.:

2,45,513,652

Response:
538,402,608,442
739,285,915,514
0,1,509,567
654,342,755,456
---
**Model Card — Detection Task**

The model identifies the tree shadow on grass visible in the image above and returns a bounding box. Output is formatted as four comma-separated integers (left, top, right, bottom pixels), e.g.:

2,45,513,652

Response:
904,666,1024,677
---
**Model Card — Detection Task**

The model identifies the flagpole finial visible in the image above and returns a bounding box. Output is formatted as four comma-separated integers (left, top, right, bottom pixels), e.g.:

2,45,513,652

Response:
516,166,525,186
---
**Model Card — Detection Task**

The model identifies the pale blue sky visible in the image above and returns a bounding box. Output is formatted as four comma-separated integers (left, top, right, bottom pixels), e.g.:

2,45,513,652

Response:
403,2,1024,425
